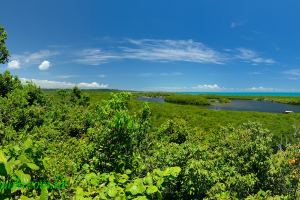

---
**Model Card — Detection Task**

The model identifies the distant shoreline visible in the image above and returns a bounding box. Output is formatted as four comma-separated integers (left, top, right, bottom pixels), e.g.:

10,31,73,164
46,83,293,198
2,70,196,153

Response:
178,92,300,97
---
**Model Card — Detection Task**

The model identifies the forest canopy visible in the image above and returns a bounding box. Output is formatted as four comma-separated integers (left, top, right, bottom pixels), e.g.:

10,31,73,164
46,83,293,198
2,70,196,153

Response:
0,70,297,199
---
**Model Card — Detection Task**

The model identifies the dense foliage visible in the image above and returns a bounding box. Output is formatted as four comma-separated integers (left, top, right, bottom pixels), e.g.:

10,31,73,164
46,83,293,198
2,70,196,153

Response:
164,94,210,106
0,71,298,199
0,26,9,64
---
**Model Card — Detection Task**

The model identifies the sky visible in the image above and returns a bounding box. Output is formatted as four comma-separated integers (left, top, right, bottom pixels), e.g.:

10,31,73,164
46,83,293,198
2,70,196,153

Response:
1,0,300,91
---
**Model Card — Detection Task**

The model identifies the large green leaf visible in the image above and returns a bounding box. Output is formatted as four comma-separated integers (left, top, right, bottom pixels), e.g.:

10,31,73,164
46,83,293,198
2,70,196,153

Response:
15,170,31,184
146,185,158,195
40,186,48,200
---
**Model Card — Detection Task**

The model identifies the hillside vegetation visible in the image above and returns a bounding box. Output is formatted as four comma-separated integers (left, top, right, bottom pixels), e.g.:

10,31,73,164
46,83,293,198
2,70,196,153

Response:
0,71,298,199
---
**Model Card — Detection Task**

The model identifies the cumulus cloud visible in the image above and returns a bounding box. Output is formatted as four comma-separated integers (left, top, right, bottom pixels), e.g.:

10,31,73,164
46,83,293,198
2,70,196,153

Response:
7,60,21,69
20,78,108,89
8,50,59,69
38,60,51,70
192,84,221,90
236,48,275,65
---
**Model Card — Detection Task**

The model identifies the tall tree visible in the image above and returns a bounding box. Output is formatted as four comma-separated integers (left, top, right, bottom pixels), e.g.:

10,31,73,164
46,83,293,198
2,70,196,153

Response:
0,26,9,64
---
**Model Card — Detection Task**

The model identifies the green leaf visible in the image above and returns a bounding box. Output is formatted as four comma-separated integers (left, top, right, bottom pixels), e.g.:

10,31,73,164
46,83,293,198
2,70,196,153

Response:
23,139,33,150
0,150,7,164
156,177,164,187
40,186,48,200
146,185,158,195
5,160,15,175
26,163,39,170
15,170,31,184
143,175,153,185
107,186,118,197
126,180,146,195
133,196,147,200
117,174,129,184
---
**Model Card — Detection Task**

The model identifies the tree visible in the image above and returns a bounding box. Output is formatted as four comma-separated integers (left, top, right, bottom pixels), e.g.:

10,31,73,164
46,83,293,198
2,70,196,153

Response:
0,26,9,64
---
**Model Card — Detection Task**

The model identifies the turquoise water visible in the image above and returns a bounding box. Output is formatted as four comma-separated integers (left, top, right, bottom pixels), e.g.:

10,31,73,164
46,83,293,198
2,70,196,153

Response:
179,92,300,97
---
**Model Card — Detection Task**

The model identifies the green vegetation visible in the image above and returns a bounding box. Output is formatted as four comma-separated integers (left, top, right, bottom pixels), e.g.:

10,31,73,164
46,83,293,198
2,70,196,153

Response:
0,26,9,64
0,71,297,199
0,26,299,199
137,92,300,106
164,94,210,106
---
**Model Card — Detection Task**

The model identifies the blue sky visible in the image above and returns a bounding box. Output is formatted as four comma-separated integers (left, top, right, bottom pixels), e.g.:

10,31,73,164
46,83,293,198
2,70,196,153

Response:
1,0,300,91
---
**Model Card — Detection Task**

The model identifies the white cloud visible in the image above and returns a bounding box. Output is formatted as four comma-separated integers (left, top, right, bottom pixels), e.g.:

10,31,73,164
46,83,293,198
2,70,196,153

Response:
236,48,275,65
76,39,225,65
75,49,118,65
124,39,225,64
159,72,183,76
25,50,57,63
138,72,183,77
75,39,276,67
143,84,222,91
8,50,59,69
38,60,51,70
7,60,21,69
20,78,109,89
283,69,300,77
77,82,108,88
248,72,263,75
247,86,274,91
192,84,221,90
97,74,107,78
230,22,242,28
56,75,75,79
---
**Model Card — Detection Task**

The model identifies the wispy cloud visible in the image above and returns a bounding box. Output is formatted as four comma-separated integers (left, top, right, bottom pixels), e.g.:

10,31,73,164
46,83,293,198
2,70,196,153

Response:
74,39,276,67
123,39,225,64
143,84,281,92
75,39,225,65
24,50,58,63
248,71,263,75
75,49,118,65
97,74,107,78
230,21,244,29
56,75,77,79
138,72,183,77
236,48,275,65
283,69,300,77
20,78,108,89
144,83,223,91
